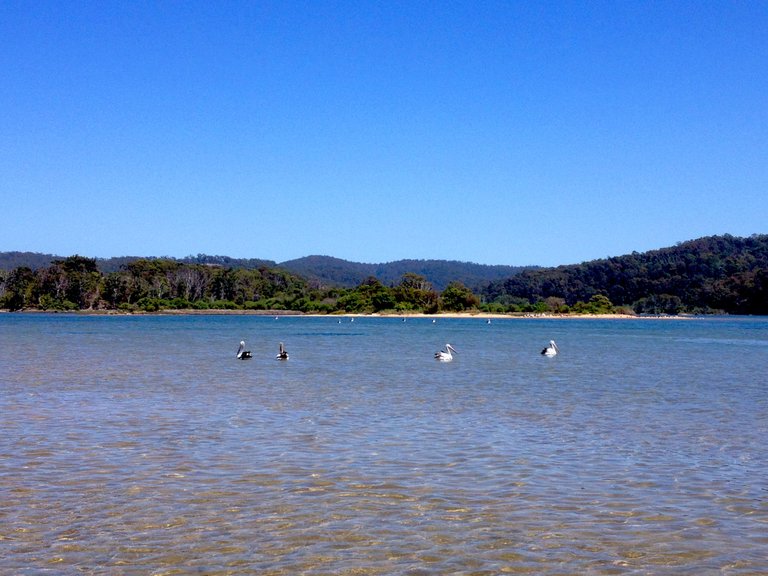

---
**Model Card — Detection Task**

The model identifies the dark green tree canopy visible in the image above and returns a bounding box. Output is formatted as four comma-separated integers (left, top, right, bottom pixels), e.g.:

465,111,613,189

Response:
2,234,767,314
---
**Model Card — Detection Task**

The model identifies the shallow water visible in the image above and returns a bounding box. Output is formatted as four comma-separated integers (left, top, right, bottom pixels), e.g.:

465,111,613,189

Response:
1,314,767,574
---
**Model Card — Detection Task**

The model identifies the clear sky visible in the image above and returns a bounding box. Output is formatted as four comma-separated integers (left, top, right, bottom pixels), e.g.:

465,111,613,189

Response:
1,1,766,267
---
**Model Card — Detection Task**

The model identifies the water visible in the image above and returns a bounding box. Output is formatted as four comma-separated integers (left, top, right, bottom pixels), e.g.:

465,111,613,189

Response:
1,313,767,575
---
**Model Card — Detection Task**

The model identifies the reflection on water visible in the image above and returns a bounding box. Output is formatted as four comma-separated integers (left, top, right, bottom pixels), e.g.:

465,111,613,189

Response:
1,314,767,574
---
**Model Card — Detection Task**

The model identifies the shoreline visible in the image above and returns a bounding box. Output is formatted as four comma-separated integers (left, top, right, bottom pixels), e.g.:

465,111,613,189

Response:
1,308,693,320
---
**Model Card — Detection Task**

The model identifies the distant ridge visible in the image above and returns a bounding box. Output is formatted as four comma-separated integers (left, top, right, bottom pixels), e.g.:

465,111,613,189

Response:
0,252,530,291
3,233,766,302
0,251,59,271
480,233,768,315
278,255,533,291
0,253,277,274
0,234,768,315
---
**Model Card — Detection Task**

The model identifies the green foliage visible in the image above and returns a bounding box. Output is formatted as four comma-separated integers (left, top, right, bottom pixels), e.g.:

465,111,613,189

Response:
167,298,193,309
481,234,768,314
479,302,507,314
336,289,369,313
136,297,167,312
38,294,77,311
4,266,35,310
209,300,239,310
633,294,683,315
571,294,615,314
393,274,439,312
440,281,480,312
278,256,532,291
3,234,767,315
101,272,130,307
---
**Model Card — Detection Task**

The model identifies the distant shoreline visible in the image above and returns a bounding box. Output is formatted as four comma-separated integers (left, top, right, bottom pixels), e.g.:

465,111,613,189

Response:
1,309,692,320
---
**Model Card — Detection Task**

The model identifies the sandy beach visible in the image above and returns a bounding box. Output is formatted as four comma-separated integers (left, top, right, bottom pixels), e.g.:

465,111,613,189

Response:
3,308,690,320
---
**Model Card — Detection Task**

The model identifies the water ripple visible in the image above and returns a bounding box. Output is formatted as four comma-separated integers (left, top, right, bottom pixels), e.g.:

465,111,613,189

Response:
1,314,767,574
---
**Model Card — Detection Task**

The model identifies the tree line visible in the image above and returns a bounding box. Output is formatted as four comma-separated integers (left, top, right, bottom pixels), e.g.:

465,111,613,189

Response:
2,234,767,315
0,255,613,314
0,256,484,314
0,252,531,290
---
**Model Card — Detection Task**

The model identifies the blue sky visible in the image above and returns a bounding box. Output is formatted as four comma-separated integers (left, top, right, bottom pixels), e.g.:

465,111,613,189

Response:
1,1,766,266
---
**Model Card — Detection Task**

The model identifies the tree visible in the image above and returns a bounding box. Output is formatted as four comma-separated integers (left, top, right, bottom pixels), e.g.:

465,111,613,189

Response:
56,256,101,308
3,267,35,310
633,294,683,315
440,281,480,312
370,284,397,312
393,273,439,312
101,272,131,307
586,294,614,314
543,296,567,313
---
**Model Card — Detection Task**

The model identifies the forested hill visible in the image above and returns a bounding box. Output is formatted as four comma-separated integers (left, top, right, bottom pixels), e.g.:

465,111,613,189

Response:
3,234,767,314
97,255,278,273
480,234,768,314
0,253,278,273
0,252,530,291
278,256,532,291
0,251,59,271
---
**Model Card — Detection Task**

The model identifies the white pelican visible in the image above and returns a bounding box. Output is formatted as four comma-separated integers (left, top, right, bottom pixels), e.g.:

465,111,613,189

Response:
435,343,457,362
236,340,252,360
276,342,289,360
541,340,559,357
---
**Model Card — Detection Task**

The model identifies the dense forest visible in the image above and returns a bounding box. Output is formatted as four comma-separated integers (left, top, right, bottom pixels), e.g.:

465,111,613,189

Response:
0,252,278,274
1,234,767,314
278,256,531,290
0,256,478,314
480,234,768,315
0,252,529,291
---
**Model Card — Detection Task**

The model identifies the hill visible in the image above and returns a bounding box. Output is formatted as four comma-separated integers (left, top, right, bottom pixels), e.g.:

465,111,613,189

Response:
0,252,529,291
0,252,278,273
0,251,59,271
277,256,532,291
3,234,767,314
480,234,768,314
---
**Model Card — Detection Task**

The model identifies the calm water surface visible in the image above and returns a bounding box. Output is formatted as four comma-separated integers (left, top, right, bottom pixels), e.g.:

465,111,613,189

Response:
1,314,767,575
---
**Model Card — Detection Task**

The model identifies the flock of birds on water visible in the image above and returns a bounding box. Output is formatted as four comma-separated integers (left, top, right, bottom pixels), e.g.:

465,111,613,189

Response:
237,340,289,360
236,336,559,362
432,339,558,361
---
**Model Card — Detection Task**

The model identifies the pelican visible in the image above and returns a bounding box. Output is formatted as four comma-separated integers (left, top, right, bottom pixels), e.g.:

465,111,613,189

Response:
236,340,252,359
435,343,457,362
276,342,289,360
541,340,559,357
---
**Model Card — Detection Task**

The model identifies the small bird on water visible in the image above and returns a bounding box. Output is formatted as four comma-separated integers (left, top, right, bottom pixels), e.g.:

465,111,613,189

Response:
237,340,252,359
541,340,559,357
435,343,457,362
